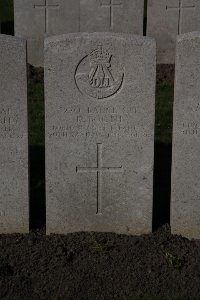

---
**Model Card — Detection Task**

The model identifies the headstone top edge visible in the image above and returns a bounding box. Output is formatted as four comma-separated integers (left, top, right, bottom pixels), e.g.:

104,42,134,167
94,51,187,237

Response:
44,32,156,47
177,31,200,43
0,34,26,46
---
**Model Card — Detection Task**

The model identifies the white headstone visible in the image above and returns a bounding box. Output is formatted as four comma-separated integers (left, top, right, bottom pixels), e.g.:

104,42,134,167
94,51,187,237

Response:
45,33,155,235
0,35,29,233
14,0,144,67
14,0,80,67
80,0,144,34
171,32,200,239
147,0,200,63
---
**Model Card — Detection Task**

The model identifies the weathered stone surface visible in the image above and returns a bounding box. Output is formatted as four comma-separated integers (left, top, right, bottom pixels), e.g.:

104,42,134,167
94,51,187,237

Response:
80,0,144,34
147,0,200,64
14,0,80,66
14,0,144,67
171,32,200,239
45,33,155,235
0,35,29,233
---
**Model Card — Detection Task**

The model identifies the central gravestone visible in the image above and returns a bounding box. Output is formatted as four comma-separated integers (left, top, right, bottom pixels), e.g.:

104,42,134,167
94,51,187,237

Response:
45,33,155,235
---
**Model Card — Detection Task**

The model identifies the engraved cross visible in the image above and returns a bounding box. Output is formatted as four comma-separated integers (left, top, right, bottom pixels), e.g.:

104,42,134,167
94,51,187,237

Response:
166,0,195,34
34,0,60,33
76,143,123,215
101,0,123,30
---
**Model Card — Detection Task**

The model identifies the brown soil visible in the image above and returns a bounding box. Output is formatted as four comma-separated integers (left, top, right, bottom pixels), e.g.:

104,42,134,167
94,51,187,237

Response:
156,64,175,85
0,225,200,300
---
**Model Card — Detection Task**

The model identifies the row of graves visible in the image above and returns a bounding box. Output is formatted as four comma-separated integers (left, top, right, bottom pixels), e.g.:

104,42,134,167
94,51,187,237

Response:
12,0,200,66
0,31,200,239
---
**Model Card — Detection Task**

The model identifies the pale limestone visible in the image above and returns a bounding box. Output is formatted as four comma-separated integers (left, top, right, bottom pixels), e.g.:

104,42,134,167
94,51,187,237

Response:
45,33,155,235
14,0,144,67
147,0,200,64
0,34,29,233
80,0,144,34
171,32,200,239
14,0,80,66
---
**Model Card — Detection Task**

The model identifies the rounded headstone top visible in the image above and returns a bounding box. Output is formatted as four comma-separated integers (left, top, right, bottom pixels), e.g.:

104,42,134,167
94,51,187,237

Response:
44,32,156,49
177,31,200,43
0,34,26,45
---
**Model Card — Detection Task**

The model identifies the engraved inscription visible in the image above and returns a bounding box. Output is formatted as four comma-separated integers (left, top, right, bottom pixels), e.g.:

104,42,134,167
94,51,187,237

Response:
47,105,149,139
75,45,124,100
0,108,22,138
182,122,199,135
34,0,60,34
100,0,123,30
180,103,200,136
166,0,195,34
76,143,123,215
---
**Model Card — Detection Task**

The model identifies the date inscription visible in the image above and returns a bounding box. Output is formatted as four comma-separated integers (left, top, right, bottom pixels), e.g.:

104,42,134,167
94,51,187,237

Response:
47,105,149,139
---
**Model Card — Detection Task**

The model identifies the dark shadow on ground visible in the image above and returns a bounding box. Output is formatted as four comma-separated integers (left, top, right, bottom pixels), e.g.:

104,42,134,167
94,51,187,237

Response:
153,142,172,230
29,145,46,230
1,21,14,35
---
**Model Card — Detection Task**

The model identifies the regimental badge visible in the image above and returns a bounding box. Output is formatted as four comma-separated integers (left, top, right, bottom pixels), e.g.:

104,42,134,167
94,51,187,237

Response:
75,45,124,100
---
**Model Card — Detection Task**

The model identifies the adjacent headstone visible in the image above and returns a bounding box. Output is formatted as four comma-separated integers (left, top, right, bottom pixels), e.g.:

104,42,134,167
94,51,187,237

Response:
0,35,29,233
14,0,144,67
45,33,155,235
80,0,144,34
147,0,200,64
171,32,200,239
14,0,80,67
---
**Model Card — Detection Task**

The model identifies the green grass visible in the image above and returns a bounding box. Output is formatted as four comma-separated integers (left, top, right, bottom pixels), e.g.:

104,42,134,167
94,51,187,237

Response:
28,81,45,147
0,0,13,22
155,83,174,145
165,251,184,270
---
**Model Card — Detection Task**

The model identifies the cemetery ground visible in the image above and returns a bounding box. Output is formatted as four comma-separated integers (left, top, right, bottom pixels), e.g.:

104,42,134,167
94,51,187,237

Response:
0,65,200,300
